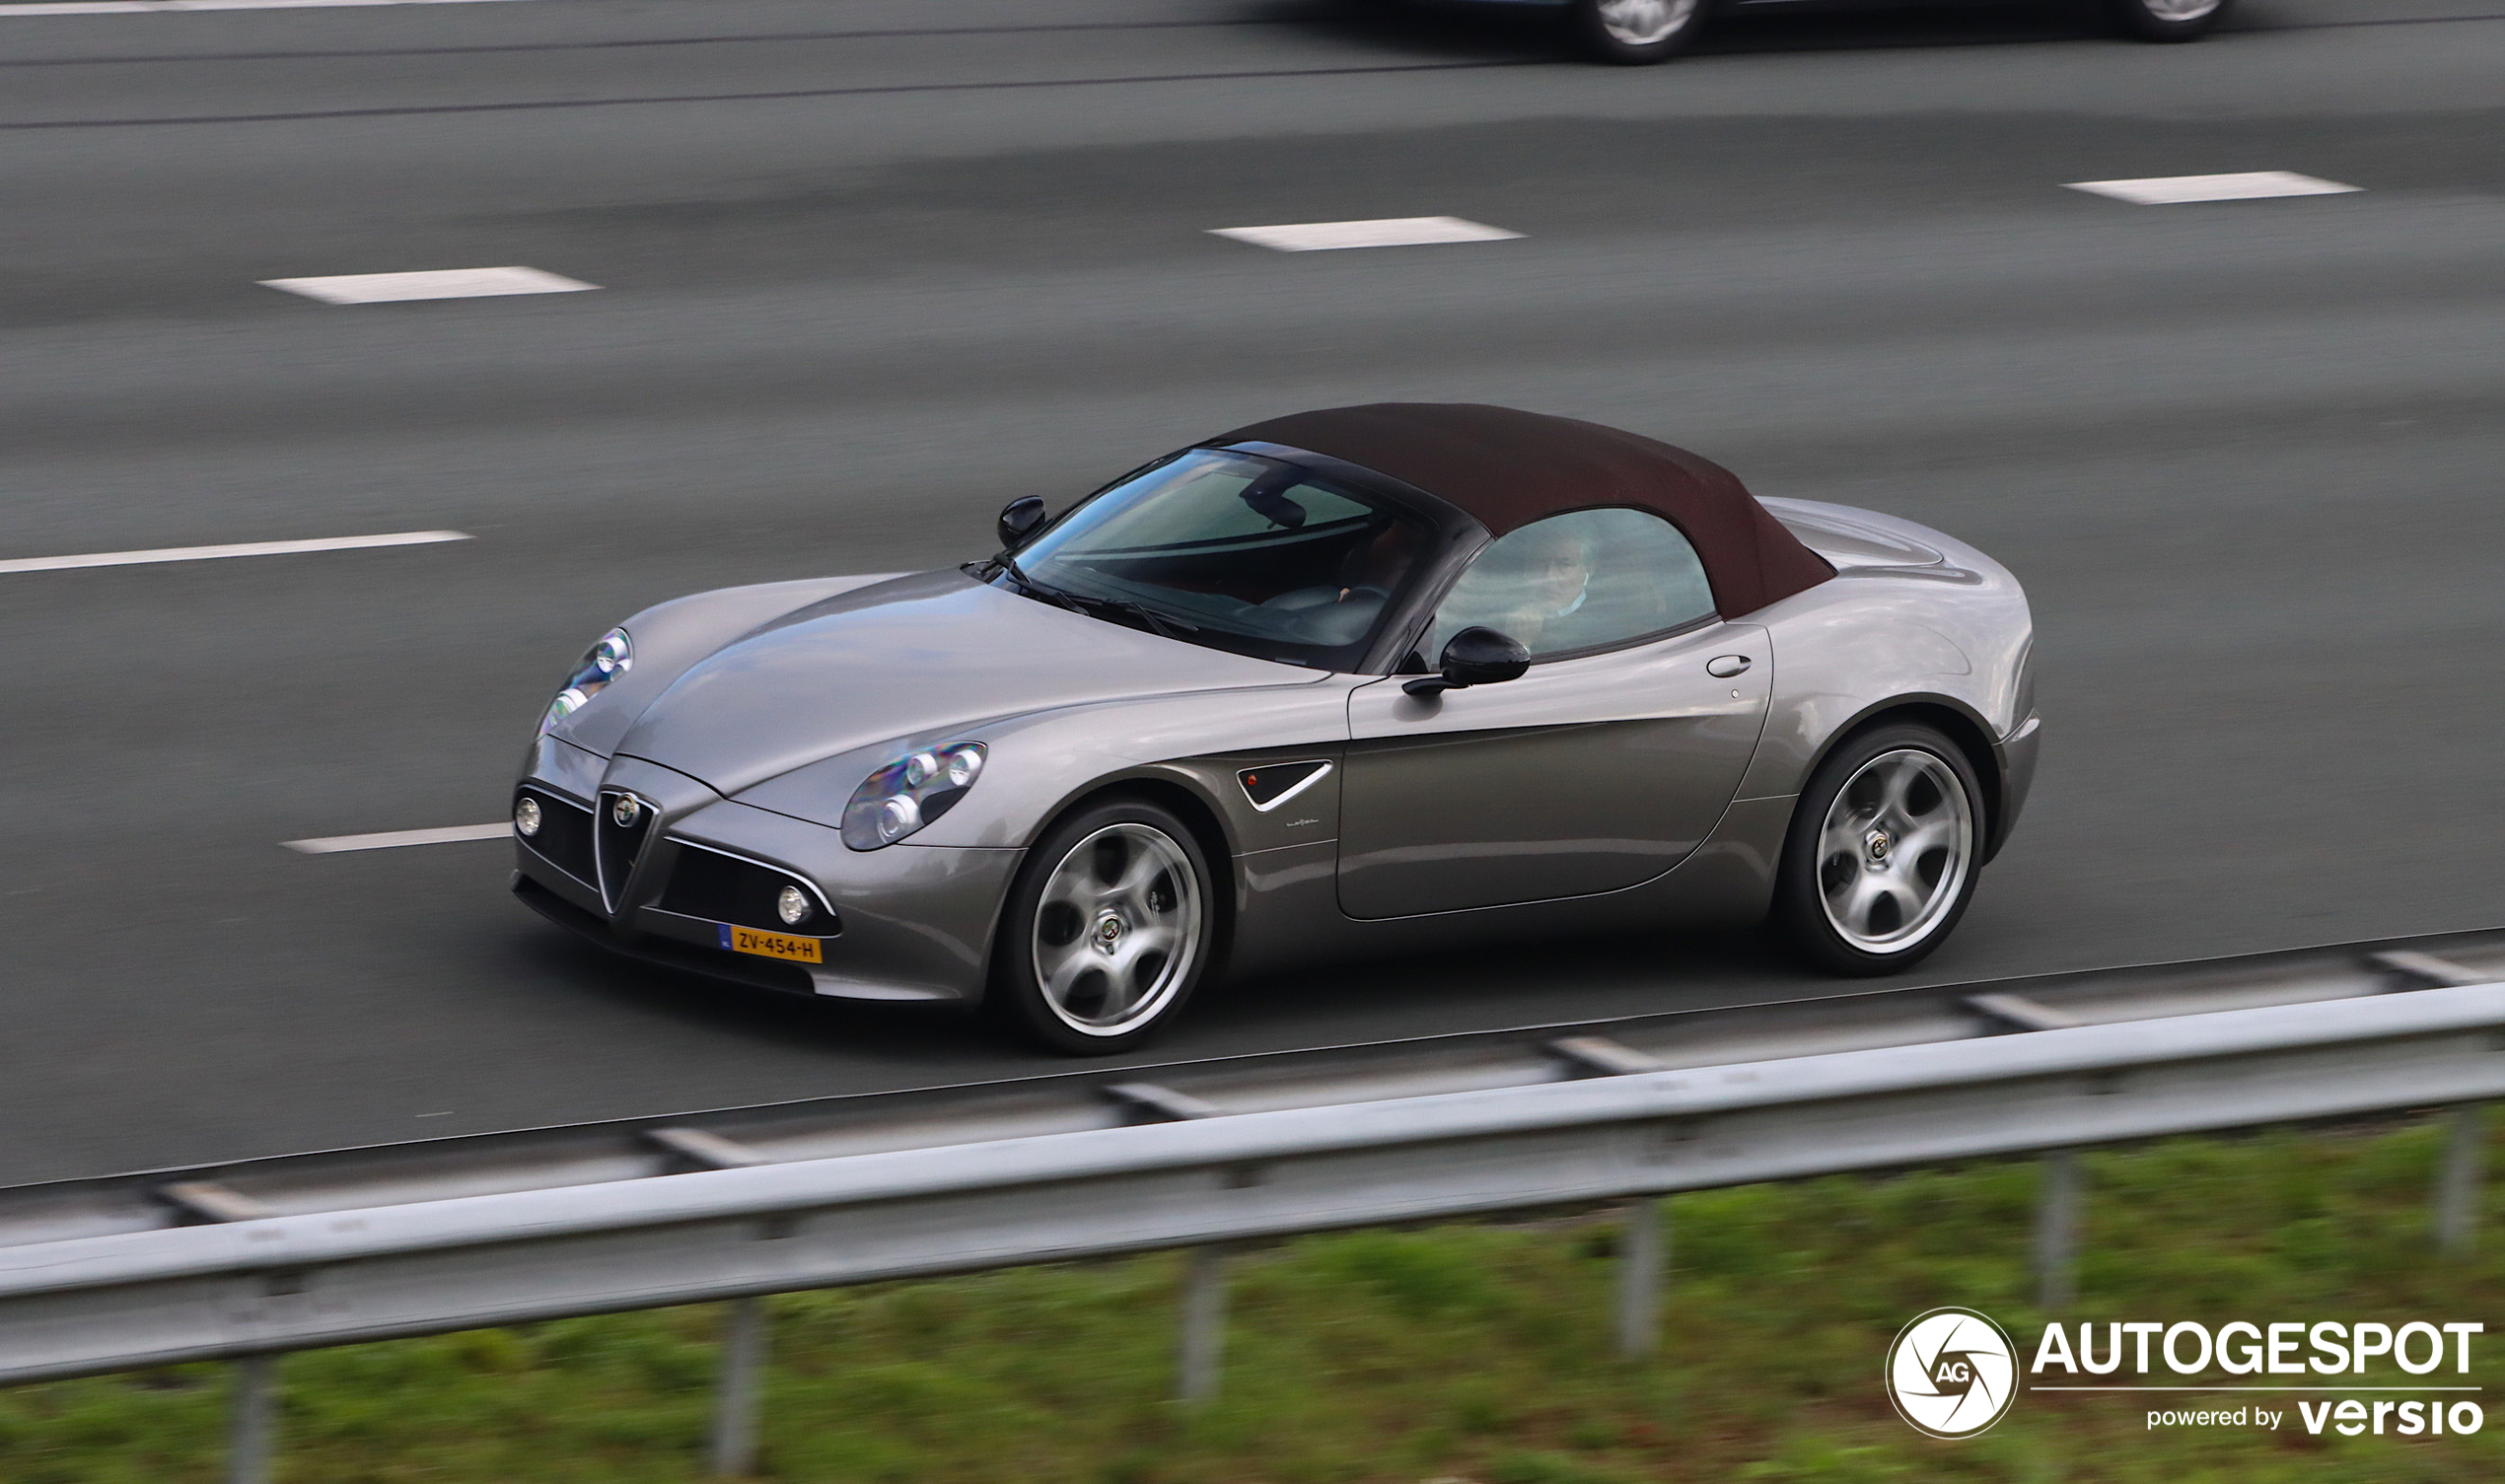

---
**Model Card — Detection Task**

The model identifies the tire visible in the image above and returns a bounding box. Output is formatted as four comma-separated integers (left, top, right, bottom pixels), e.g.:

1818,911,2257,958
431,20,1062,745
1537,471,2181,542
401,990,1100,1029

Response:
989,798,1219,1053
1772,723,1985,976
1570,0,1706,63
2106,0,2231,41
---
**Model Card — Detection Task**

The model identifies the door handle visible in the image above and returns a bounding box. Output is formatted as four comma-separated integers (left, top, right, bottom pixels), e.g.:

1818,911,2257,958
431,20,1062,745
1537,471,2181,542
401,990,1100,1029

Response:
1706,655,1752,678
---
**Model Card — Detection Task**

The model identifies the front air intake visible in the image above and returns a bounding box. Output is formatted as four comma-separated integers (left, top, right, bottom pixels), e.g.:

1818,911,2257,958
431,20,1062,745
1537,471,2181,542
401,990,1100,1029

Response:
657,843,839,938
516,788,597,889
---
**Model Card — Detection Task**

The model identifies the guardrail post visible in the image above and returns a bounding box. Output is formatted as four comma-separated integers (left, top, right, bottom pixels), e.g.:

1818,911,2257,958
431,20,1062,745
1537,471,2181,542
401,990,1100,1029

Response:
2034,1151,2083,1310
1178,1245,1228,1404
1615,1197,1664,1359
2435,1104,2486,1258
226,1354,275,1484
709,1297,769,1476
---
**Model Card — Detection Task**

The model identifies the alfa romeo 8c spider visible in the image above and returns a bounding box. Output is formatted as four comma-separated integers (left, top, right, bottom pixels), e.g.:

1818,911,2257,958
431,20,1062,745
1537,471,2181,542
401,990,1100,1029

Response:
513,404,2038,1050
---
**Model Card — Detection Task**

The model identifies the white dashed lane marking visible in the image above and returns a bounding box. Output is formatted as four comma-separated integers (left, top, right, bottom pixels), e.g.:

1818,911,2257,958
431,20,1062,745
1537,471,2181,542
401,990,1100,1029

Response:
0,530,470,575
259,267,597,305
2064,173,2361,205
1209,217,1525,252
285,823,509,855
2,0,525,16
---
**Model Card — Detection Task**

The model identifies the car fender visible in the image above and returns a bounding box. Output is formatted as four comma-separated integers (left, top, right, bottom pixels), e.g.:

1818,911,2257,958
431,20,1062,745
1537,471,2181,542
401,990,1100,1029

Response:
732,677,1359,856
1736,513,2034,852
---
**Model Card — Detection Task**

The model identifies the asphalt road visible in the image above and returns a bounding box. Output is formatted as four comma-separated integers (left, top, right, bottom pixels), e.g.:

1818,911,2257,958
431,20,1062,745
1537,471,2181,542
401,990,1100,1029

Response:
2,0,2500,1186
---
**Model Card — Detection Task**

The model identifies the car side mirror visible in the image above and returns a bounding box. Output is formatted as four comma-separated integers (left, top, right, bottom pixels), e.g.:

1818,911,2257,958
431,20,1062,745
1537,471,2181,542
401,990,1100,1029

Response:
997,497,1049,550
1403,626,1531,696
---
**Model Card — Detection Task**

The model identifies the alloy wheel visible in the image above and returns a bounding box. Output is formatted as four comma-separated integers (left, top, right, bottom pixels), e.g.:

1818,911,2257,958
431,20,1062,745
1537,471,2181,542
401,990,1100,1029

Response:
1815,747,1974,954
1031,822,1204,1037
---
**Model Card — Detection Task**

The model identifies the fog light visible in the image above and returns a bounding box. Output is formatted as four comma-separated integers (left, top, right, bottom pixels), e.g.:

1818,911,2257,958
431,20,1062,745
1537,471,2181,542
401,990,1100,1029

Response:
775,884,811,927
514,797,542,837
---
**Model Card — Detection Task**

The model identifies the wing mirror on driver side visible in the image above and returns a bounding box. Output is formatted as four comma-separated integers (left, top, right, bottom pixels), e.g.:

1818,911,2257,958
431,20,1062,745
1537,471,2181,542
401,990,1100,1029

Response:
997,496,1050,550
1402,626,1532,697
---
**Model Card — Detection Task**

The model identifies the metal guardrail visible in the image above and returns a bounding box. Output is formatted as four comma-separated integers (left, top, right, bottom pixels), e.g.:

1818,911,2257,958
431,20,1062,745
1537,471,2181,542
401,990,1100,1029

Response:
1,936,2499,1481
10,926,2505,1252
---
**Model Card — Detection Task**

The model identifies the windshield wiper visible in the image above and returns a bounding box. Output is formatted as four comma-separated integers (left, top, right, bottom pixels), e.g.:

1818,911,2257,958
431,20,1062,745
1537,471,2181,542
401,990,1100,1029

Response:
989,555,1084,612
984,557,1198,642
1064,592,1200,642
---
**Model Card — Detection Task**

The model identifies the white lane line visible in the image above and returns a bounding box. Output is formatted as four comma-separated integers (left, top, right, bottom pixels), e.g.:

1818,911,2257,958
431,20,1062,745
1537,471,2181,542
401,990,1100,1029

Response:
1209,217,1524,252
260,267,597,305
285,823,508,855
2065,172,2361,205
0,529,469,575
2,0,528,15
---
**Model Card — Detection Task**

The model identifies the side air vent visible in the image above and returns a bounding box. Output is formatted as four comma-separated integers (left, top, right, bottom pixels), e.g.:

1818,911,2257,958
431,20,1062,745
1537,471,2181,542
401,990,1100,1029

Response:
1238,760,1332,813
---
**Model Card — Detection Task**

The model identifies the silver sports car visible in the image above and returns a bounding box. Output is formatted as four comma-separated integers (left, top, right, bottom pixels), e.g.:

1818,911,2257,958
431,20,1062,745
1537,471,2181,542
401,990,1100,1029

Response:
513,403,2038,1051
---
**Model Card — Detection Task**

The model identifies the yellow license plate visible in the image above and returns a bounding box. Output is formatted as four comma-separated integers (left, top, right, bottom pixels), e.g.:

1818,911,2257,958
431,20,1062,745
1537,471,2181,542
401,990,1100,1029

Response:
716,924,823,963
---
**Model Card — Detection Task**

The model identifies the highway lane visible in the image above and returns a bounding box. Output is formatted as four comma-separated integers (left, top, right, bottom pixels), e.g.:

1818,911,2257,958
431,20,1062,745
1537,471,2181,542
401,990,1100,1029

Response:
1,0,2500,1184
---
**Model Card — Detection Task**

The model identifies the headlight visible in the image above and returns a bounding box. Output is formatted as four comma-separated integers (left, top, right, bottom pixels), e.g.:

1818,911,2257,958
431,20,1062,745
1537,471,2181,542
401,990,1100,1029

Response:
538,627,632,735
842,742,986,850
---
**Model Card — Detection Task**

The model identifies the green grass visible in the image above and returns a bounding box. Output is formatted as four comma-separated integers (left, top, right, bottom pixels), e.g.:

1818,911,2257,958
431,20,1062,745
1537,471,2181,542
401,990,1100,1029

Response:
3,1112,2496,1483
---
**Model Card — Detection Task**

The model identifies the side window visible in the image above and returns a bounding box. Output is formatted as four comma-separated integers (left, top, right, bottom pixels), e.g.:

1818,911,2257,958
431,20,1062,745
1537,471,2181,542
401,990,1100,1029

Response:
1427,508,1715,662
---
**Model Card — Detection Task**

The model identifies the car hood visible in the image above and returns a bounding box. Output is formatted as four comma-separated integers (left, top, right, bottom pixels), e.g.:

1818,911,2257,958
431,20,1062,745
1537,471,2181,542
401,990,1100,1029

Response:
610,569,1324,797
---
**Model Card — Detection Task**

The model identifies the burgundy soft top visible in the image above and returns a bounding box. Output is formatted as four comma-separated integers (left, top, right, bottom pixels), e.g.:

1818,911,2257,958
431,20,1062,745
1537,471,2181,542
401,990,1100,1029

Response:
1219,402,1833,618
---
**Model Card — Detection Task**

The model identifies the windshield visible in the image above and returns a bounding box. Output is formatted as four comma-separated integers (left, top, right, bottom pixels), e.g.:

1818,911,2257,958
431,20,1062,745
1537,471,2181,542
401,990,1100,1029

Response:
1001,449,1437,671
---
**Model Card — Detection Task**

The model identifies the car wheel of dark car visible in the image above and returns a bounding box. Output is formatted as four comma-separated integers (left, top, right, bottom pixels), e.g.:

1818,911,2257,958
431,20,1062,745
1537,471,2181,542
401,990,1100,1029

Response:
1571,0,1706,63
1773,723,1983,976
992,798,1218,1053
2107,0,2231,41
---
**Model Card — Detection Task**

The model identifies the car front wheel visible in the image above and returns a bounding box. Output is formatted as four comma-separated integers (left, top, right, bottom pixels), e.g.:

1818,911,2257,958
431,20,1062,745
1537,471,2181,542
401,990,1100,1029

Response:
1572,0,1705,63
1773,723,1984,976
991,799,1217,1053
2107,0,2232,41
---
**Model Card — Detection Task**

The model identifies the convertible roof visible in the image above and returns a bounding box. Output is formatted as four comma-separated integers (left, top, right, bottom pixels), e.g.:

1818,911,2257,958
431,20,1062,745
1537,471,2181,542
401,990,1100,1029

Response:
1217,402,1833,618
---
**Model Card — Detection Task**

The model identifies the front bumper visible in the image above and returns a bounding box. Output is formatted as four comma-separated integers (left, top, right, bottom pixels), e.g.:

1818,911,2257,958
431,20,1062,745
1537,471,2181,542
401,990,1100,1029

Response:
513,754,1022,1004
516,873,832,999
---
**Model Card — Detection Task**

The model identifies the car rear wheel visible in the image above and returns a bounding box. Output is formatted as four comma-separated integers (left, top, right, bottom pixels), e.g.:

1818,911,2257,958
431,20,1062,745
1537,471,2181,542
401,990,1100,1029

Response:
1773,723,1983,975
1571,0,1705,63
991,799,1216,1053
2107,0,2231,41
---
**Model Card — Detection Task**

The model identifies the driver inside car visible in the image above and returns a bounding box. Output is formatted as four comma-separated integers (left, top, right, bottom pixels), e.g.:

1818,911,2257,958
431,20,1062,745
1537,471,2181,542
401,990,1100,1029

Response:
1433,518,1604,659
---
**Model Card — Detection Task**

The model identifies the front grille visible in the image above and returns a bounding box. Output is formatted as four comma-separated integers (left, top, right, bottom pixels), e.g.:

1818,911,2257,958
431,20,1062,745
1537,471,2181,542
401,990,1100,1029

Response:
595,789,657,914
517,788,596,887
657,844,839,937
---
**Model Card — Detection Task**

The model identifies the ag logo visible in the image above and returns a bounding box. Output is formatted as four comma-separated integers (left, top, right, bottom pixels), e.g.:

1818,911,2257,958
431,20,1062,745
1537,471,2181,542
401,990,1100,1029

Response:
1885,1307,2019,1439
